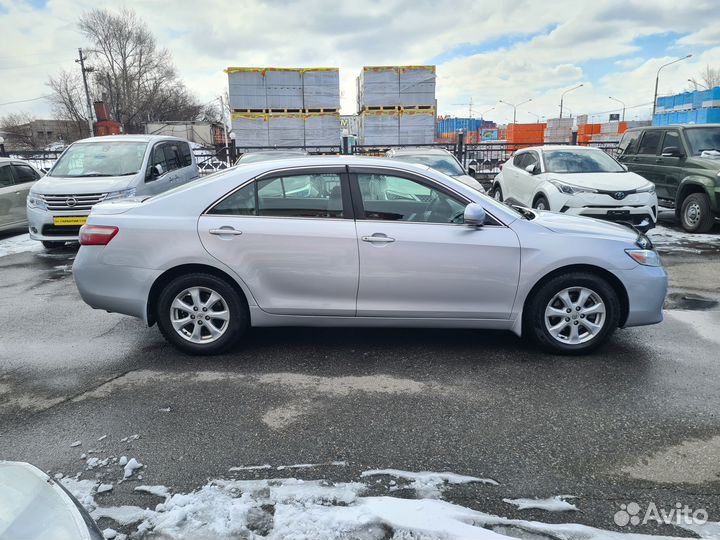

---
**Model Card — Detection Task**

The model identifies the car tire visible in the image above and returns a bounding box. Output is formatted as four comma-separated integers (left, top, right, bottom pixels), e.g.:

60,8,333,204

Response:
680,192,714,233
156,273,248,355
533,196,550,211
491,184,503,202
524,272,620,355
42,241,65,249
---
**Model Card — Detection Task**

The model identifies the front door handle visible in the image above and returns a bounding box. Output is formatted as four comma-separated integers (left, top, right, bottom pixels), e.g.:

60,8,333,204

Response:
362,234,395,244
209,227,243,236
655,158,662,163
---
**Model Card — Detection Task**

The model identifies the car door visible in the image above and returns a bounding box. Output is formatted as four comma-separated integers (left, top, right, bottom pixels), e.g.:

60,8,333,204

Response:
654,129,685,202
8,162,40,225
198,167,359,316
351,167,521,319
514,150,541,205
631,129,664,188
177,141,198,183
503,151,527,203
142,142,176,195
0,163,17,229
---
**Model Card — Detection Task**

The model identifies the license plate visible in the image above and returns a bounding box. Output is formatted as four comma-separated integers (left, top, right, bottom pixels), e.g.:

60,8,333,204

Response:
607,210,630,218
53,216,88,226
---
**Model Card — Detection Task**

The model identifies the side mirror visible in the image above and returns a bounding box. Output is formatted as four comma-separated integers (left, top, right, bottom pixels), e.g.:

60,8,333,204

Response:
661,146,683,158
525,163,538,174
147,164,163,180
464,203,486,228
620,163,628,171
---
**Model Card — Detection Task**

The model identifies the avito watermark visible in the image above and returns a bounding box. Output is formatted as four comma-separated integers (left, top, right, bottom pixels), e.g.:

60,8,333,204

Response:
614,502,708,527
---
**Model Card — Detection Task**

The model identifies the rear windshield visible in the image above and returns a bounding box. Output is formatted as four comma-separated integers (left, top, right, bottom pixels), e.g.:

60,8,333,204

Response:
543,149,624,173
684,127,720,156
49,142,148,178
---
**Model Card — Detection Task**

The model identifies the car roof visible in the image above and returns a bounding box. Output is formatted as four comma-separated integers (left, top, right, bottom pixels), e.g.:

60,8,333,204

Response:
71,134,188,144
388,147,453,156
626,123,720,132
515,145,600,153
0,157,40,166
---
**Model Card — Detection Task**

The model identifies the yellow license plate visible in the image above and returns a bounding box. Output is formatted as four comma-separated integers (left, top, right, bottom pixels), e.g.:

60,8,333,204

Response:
53,216,88,226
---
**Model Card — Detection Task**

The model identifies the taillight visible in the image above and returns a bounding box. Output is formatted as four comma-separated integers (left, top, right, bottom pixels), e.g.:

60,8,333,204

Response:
79,225,119,246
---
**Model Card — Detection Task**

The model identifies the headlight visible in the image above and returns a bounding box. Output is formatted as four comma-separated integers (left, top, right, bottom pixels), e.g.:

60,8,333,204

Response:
548,179,597,195
104,188,136,201
636,182,656,193
27,193,47,210
626,249,661,267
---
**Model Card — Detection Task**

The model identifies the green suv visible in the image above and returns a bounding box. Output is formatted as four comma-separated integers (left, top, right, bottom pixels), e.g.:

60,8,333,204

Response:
618,125,720,232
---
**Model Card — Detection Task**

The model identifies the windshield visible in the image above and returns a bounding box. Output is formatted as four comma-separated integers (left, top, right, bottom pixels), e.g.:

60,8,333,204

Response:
684,127,720,156
238,152,306,164
392,154,465,176
543,149,624,173
49,141,148,178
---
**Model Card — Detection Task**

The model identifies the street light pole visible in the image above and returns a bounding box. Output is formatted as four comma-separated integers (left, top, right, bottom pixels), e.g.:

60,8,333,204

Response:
608,96,626,121
688,79,709,91
652,54,693,117
526,111,540,123
499,98,532,125
559,83,583,119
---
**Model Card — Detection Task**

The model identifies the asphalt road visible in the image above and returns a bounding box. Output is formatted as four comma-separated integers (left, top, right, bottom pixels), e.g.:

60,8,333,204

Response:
1,214,719,538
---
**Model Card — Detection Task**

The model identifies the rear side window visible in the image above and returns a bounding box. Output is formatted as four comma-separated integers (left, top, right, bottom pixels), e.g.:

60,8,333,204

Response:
0,164,14,187
618,131,641,155
180,142,192,167
209,182,255,216
637,131,662,155
163,144,182,171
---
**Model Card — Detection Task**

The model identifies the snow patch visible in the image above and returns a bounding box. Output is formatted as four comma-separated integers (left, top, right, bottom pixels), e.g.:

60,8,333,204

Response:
361,469,498,498
0,234,43,258
97,483,114,494
503,495,579,512
123,458,143,479
118,456,127,467
70,440,82,447
648,225,720,252
134,485,170,499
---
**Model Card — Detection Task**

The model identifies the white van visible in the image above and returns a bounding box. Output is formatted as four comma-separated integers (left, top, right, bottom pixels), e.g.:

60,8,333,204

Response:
27,135,199,248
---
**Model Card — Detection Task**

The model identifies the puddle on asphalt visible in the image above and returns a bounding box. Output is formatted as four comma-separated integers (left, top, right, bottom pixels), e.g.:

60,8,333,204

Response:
664,292,719,311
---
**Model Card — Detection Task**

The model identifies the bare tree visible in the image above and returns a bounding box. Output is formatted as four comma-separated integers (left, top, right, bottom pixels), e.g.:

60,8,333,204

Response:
47,69,91,139
0,112,37,149
688,65,720,91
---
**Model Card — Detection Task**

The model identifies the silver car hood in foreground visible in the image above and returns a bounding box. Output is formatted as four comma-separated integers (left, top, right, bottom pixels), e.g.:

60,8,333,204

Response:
531,210,639,242
31,175,134,195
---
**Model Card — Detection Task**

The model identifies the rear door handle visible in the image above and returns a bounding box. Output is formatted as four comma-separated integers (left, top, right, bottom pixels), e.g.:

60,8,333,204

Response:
655,158,662,163
362,234,395,243
209,227,243,236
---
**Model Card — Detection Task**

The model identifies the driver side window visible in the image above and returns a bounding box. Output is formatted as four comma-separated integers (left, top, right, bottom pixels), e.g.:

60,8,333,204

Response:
147,143,168,180
357,174,466,224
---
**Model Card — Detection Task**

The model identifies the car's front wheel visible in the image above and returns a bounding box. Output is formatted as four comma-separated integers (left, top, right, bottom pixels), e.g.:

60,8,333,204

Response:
491,184,503,202
525,272,620,354
533,196,550,211
680,192,714,233
156,273,248,355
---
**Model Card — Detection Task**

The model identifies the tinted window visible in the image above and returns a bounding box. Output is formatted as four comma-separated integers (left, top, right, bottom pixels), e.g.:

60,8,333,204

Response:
357,174,466,224
180,142,192,167
0,164,13,187
148,143,169,177
637,131,662,155
258,173,343,218
512,153,527,167
684,127,720,156
209,182,255,216
524,152,539,169
661,131,681,154
12,163,40,184
618,131,641,155
163,144,182,172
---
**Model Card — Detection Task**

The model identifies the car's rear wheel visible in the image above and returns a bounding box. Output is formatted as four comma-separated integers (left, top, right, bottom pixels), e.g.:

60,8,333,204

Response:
533,196,550,211
491,184,503,202
42,241,65,249
525,272,620,354
156,273,247,355
680,192,714,233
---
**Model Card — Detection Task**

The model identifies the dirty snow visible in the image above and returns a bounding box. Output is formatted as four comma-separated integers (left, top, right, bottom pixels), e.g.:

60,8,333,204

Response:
677,520,720,539
0,233,43,257
648,225,720,253
118,456,128,467
97,483,114,494
134,485,170,499
123,458,143,479
503,495,579,511
362,468,499,498
62,472,696,540
70,440,82,447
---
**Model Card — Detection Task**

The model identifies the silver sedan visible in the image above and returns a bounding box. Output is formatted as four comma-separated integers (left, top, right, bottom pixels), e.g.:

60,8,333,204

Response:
73,156,667,355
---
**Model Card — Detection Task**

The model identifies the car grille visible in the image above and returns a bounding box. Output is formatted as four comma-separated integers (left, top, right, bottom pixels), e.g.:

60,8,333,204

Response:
40,193,107,211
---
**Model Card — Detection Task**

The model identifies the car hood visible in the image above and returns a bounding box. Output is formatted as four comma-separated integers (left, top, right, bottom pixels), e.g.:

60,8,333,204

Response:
532,210,639,242
546,172,648,191
31,175,135,195
452,174,485,192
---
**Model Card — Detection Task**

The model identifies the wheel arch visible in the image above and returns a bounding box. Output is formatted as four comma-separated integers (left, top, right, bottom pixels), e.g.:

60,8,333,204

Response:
675,177,715,217
518,263,630,334
532,190,551,208
146,263,251,326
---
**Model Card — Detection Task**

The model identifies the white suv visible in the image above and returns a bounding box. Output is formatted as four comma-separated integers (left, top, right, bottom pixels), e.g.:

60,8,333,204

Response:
491,145,658,230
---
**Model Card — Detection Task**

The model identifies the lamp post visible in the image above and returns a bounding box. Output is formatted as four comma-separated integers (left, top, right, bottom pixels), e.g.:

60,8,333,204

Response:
608,96,626,121
498,98,532,125
559,84,583,119
526,111,540,123
688,79,709,91
652,54,693,117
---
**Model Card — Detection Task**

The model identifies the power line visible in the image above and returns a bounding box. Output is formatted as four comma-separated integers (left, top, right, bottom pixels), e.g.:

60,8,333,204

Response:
0,51,57,60
0,95,52,107
0,60,72,71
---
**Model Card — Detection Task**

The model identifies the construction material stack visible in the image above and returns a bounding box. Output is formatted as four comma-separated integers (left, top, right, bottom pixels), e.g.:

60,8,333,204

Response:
655,87,720,125
226,67,341,147
358,66,436,145
543,118,574,144
506,123,545,152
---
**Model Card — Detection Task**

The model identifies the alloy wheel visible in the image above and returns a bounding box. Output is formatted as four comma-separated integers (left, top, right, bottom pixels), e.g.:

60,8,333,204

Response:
170,286,230,344
544,286,606,345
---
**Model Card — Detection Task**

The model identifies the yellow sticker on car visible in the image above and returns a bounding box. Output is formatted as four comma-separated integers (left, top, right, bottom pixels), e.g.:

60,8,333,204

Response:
53,216,88,226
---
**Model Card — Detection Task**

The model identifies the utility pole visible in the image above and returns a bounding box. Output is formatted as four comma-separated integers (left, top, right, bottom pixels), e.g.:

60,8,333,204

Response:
76,48,95,137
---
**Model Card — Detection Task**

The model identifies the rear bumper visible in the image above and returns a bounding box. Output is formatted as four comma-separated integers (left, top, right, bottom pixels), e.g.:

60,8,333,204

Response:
73,246,160,324
616,264,667,327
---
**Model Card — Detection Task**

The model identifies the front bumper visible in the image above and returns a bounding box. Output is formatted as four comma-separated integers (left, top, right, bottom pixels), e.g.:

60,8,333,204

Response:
73,246,160,324
615,263,667,328
27,206,88,242
556,192,658,230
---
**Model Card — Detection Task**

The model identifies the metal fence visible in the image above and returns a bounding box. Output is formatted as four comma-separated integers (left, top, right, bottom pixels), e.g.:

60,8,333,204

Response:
4,140,620,179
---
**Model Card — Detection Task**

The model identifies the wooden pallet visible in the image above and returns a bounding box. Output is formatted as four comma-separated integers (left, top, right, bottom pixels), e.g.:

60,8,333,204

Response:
361,105,435,112
400,105,434,111
305,108,340,113
232,108,306,113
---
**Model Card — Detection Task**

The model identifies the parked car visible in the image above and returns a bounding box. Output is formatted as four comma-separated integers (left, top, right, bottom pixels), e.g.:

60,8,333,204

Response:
618,124,720,233
491,145,658,231
26,135,199,249
0,158,43,233
73,156,666,356
235,150,308,165
385,148,485,192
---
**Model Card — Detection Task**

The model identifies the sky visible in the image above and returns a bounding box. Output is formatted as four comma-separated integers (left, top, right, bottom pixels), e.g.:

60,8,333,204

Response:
1,0,719,125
